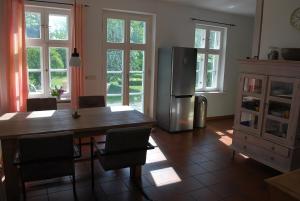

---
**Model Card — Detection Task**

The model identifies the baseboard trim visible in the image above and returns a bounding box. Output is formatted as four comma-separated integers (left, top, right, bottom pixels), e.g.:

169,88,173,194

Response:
207,115,234,121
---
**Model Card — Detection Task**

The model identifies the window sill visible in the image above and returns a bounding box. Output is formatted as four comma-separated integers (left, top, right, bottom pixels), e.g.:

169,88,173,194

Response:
57,98,71,104
195,91,227,95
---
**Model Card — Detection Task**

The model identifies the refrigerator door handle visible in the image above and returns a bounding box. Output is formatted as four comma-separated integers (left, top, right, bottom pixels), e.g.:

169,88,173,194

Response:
174,95,193,98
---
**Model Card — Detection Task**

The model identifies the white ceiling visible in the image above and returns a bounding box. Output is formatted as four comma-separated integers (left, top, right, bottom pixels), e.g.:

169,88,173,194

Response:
159,0,257,16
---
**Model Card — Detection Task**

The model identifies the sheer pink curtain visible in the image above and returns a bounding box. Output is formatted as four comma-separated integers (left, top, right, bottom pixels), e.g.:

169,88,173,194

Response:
4,0,28,112
71,5,86,109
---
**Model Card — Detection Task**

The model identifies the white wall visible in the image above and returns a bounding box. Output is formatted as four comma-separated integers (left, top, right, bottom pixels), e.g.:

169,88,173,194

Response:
84,0,254,118
24,0,254,118
259,0,300,59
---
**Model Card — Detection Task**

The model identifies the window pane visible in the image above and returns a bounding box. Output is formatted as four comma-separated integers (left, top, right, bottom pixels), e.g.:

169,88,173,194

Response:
107,18,125,43
50,71,68,90
29,72,42,93
209,30,221,50
195,28,206,48
130,50,144,71
130,20,146,44
25,12,41,39
129,94,143,112
107,50,124,71
49,47,68,69
129,73,143,93
207,54,219,88
196,53,205,90
26,47,42,69
107,73,122,95
49,14,69,40
107,96,122,106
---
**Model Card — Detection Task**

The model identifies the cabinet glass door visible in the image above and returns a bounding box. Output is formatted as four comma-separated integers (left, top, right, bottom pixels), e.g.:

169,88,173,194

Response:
262,77,299,145
235,74,267,135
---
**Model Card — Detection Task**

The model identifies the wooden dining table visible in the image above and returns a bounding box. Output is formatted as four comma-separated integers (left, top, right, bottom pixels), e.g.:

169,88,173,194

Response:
0,106,155,201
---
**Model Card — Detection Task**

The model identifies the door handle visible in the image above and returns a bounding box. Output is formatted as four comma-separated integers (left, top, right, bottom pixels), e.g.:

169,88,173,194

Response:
174,95,193,98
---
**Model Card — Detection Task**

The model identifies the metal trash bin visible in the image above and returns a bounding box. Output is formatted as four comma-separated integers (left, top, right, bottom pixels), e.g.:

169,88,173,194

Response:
194,95,207,128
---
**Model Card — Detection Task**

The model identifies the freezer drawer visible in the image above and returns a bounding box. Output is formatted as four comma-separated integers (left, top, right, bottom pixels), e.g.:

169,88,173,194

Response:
170,96,195,132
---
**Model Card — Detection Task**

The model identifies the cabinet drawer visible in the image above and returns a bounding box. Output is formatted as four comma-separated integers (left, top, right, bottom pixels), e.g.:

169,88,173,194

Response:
233,138,291,172
233,131,290,158
260,140,290,158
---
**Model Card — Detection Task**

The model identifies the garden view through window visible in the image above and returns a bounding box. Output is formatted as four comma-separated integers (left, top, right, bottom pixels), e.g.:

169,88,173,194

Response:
105,12,151,113
194,24,226,91
25,7,71,98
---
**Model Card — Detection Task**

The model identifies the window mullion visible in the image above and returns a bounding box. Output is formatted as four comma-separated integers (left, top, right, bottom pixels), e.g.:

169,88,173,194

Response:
203,28,210,90
124,16,130,106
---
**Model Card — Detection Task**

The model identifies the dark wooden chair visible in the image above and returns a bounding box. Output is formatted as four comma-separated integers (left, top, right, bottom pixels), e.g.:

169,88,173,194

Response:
91,127,154,200
27,98,57,112
14,132,80,201
77,96,106,156
78,96,105,108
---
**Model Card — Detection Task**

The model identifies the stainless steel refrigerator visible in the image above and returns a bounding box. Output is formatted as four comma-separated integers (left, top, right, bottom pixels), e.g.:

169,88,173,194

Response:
156,47,197,132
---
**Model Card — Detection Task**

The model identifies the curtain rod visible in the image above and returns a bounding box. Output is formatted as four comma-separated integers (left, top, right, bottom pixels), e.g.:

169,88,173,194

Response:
191,18,236,27
26,0,89,7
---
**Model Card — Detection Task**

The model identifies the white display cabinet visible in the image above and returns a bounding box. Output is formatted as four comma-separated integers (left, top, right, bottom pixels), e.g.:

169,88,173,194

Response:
232,60,300,172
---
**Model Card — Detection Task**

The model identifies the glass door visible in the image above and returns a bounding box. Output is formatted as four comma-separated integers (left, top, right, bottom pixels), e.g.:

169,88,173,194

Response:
103,11,152,113
262,77,299,145
235,74,267,135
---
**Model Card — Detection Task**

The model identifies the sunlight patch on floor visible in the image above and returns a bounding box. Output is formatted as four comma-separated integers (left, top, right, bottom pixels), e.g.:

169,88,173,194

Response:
150,167,181,187
146,136,167,164
215,131,225,136
239,153,250,159
219,136,232,146
146,148,167,164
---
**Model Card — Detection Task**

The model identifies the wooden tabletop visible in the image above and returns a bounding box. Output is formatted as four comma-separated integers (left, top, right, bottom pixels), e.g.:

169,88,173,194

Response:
265,169,300,200
0,106,155,139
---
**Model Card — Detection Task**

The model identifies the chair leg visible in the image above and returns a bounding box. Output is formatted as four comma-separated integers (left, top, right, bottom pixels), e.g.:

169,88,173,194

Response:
131,178,153,201
22,181,26,201
72,173,77,200
78,137,82,157
130,166,141,179
90,137,94,191
232,150,236,161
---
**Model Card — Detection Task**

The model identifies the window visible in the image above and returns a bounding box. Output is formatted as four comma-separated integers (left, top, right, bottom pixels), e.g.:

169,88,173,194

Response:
103,11,153,113
25,6,71,98
194,24,227,92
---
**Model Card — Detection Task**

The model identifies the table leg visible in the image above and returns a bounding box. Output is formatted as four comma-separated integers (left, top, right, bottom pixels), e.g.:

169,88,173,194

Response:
90,137,94,191
2,139,20,201
130,166,141,179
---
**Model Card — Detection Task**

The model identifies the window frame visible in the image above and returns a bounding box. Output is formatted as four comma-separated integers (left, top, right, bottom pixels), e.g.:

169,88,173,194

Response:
194,24,227,92
102,10,152,114
25,5,72,99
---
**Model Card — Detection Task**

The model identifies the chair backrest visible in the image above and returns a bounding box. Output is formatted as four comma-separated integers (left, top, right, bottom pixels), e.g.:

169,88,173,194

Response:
99,127,152,170
104,127,152,154
19,132,74,162
78,96,105,108
18,132,74,182
27,98,57,112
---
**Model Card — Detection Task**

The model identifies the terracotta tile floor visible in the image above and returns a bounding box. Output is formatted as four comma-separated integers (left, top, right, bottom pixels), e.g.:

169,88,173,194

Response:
26,119,280,201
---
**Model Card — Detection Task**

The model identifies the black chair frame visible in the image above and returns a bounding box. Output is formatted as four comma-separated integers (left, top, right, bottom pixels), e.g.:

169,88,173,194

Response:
90,137,155,201
14,145,81,201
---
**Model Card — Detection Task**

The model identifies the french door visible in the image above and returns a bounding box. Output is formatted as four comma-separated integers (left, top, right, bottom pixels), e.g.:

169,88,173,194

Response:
103,11,152,113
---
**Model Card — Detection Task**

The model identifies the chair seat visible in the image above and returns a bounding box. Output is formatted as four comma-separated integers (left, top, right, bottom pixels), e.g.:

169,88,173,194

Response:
95,149,147,171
